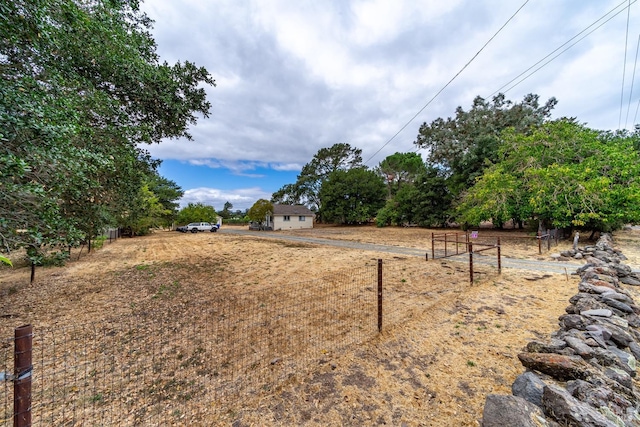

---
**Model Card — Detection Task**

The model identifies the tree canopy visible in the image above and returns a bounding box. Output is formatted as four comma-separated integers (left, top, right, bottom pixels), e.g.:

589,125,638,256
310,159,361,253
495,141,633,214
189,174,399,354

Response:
1,0,212,258
376,152,426,197
271,143,363,214
415,93,557,196
176,203,218,225
247,199,273,227
457,120,640,231
318,168,386,225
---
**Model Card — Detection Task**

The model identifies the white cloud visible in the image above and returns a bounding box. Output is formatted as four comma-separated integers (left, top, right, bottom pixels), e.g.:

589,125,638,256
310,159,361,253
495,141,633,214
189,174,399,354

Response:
142,0,639,180
181,187,271,211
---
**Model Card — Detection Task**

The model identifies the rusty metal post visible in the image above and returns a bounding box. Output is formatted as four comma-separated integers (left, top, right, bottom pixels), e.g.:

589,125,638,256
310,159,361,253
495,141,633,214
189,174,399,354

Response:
444,233,448,257
431,232,435,260
469,243,473,284
14,325,32,427
377,259,383,333
537,231,542,254
497,237,501,274
547,229,551,251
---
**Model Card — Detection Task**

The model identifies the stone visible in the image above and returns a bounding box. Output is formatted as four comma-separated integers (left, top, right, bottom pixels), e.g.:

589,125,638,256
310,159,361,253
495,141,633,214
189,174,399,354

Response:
620,276,640,286
517,353,594,381
628,341,640,361
482,394,555,427
579,282,618,295
606,346,636,375
526,339,567,354
542,384,619,427
512,371,546,407
604,367,633,389
600,297,633,314
567,379,639,425
581,309,613,318
564,335,595,357
574,252,584,259
593,321,633,346
559,314,591,330
575,297,611,314
600,291,633,304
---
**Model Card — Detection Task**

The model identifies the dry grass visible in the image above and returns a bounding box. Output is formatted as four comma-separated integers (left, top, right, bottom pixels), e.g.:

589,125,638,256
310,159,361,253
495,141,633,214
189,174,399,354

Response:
0,225,639,426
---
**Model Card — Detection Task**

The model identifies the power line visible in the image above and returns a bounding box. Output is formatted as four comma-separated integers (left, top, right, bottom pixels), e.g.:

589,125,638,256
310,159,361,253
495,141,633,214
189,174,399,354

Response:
619,0,632,129
492,0,636,97
625,33,640,129
363,0,530,165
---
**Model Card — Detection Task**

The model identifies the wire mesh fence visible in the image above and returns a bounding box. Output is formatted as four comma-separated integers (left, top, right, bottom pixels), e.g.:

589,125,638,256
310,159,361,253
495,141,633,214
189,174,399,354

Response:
0,258,445,425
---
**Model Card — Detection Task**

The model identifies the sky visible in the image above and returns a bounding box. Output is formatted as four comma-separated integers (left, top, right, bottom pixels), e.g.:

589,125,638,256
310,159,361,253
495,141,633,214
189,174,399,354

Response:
139,0,640,212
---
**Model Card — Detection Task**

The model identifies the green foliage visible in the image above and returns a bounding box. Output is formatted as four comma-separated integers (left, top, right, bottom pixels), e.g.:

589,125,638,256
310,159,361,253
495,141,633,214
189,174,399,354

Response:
415,93,556,196
376,166,452,228
1,0,211,254
176,203,218,225
147,174,183,227
271,143,363,215
247,200,274,226
0,256,12,267
457,120,640,231
217,201,234,219
319,168,386,224
376,152,426,197
92,235,107,250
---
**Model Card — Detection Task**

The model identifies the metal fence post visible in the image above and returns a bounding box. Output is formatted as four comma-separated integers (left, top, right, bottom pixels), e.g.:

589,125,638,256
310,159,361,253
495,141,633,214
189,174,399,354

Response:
14,324,32,427
537,231,542,254
377,259,383,333
431,233,434,261
547,229,551,251
497,237,501,274
444,233,448,257
469,243,473,284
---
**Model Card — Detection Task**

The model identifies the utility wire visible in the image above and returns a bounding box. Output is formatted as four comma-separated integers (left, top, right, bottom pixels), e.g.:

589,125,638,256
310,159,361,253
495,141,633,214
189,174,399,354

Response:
363,0,530,165
492,0,636,97
619,0,632,129
625,34,640,129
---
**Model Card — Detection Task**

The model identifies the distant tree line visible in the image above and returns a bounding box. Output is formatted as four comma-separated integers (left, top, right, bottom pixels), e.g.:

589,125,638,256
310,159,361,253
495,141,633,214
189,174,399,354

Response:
1,0,213,267
271,94,640,233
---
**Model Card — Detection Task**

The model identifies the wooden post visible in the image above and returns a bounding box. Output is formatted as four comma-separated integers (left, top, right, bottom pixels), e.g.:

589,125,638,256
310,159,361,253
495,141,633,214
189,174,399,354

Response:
377,259,383,333
14,325,32,427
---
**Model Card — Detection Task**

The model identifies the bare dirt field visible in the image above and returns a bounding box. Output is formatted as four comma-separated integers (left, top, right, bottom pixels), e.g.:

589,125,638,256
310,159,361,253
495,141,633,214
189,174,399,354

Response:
1,225,639,426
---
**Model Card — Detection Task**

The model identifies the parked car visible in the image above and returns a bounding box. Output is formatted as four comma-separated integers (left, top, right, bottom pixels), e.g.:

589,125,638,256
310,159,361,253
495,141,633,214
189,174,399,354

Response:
176,225,187,232
183,222,221,233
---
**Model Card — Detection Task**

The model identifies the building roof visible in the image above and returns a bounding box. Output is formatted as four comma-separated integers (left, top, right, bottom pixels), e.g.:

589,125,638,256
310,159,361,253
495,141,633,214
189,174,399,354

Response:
273,204,315,216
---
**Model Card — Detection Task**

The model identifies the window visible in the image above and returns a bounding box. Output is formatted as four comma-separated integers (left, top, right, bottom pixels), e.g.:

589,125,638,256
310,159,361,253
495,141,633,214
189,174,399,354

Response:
299,216,305,221
283,215,290,221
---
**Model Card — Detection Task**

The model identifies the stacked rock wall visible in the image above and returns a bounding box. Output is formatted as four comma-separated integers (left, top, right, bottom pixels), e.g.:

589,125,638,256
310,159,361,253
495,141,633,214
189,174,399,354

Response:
482,234,640,427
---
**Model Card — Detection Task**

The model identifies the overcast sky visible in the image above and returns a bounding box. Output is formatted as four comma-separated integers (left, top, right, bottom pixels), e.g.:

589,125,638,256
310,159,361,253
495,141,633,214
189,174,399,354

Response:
139,0,640,212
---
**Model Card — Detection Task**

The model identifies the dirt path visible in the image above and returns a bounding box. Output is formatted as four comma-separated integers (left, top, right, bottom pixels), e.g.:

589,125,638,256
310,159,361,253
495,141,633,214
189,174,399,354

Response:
220,228,602,274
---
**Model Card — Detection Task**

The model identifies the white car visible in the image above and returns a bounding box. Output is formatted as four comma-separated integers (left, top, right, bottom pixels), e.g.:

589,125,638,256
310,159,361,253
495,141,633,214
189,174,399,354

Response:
185,222,219,233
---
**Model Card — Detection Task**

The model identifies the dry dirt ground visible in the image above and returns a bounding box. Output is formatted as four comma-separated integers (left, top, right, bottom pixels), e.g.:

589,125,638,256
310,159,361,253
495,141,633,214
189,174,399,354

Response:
1,225,639,426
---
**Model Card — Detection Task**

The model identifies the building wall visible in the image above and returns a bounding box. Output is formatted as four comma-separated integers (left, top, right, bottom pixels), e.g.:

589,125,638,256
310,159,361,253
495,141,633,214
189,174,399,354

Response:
273,215,313,230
